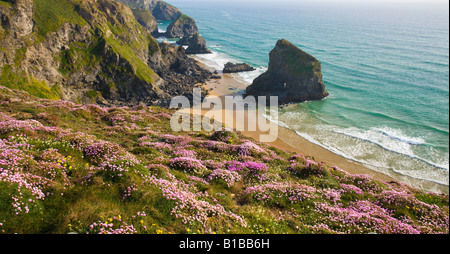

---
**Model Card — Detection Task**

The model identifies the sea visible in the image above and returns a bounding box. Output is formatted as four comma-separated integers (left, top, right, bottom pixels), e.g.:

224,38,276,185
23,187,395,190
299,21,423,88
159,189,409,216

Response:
158,0,449,191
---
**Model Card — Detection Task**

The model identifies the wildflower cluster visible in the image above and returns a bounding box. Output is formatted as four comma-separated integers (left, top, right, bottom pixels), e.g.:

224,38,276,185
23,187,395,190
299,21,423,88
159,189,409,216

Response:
169,157,207,174
0,85,447,235
87,215,137,234
144,172,247,229
207,169,242,187
225,161,269,182
244,182,318,206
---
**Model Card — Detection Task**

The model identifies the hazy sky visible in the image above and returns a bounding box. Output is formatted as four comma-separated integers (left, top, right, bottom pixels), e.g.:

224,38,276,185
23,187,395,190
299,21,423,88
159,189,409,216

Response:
171,0,448,3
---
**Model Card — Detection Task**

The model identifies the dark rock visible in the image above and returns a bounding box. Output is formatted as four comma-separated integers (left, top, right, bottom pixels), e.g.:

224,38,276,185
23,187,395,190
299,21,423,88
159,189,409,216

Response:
246,39,329,104
148,43,212,105
223,62,255,73
185,33,211,54
176,35,191,46
165,14,198,38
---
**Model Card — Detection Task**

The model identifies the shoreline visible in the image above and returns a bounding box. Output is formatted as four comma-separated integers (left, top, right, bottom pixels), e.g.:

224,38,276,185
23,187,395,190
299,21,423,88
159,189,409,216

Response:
192,58,449,195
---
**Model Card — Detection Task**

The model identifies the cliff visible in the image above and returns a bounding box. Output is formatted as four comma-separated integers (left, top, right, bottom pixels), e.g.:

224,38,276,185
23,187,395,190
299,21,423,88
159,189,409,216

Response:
0,0,211,106
131,8,158,34
116,0,182,21
246,39,329,104
117,1,199,39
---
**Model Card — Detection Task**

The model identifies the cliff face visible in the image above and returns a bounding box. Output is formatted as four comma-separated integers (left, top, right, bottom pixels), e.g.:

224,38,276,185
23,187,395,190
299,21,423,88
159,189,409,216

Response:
185,33,211,54
246,39,329,104
116,1,198,39
0,0,210,106
131,8,158,33
116,0,181,21
149,42,212,97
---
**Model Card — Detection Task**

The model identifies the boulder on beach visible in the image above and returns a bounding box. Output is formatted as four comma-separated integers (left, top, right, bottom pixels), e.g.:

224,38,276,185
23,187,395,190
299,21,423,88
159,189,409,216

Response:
246,39,329,104
223,62,256,73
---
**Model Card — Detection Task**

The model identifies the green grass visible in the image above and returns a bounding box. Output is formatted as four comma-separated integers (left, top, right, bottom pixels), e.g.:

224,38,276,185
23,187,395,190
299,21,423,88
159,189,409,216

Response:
57,37,105,76
178,14,193,23
0,65,60,100
33,0,87,40
275,39,321,76
105,35,156,85
0,0,13,8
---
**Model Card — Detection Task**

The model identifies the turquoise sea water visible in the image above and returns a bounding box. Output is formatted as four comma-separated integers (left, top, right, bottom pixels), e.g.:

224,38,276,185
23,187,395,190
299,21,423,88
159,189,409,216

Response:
164,0,449,189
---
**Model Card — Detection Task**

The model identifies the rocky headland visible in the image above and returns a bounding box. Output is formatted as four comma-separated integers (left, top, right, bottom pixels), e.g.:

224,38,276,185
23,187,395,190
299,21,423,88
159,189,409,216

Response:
0,0,211,107
117,0,182,21
165,14,198,39
246,39,329,104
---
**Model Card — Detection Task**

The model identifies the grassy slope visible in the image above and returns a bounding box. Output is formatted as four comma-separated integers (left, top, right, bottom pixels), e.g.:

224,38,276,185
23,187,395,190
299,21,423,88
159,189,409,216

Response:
0,85,448,234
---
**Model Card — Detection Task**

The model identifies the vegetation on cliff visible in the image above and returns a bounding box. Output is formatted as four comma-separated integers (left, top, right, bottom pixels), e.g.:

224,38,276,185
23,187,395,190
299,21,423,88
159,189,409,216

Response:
0,86,447,234
0,0,209,106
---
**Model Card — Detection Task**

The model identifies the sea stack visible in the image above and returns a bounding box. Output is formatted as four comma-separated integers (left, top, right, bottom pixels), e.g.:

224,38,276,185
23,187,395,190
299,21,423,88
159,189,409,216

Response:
246,39,329,104
185,33,212,54
165,14,198,38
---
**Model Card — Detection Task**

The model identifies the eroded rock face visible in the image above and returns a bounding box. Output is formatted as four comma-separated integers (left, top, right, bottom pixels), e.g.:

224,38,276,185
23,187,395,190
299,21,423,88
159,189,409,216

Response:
131,8,158,33
246,39,329,104
165,14,198,38
185,33,211,54
149,42,212,99
0,0,211,107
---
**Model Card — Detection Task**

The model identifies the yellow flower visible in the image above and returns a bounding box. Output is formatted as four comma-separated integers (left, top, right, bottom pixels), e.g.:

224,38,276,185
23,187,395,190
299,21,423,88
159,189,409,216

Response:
186,229,191,233
140,220,144,224
118,215,121,219
69,166,72,170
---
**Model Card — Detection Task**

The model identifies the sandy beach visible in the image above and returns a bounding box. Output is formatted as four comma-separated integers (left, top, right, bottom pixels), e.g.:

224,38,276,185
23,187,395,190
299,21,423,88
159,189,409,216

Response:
188,60,449,194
